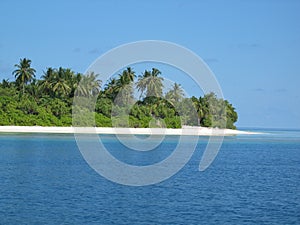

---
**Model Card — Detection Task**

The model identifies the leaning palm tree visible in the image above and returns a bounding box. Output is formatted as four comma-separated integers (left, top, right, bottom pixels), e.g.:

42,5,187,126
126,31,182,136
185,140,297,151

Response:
12,58,36,94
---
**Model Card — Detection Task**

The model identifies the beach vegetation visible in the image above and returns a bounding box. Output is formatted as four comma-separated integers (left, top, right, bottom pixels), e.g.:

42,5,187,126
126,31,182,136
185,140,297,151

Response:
0,59,238,128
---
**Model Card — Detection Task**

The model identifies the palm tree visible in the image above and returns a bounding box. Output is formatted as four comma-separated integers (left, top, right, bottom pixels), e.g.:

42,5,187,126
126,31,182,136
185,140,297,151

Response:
121,67,135,83
172,83,184,102
104,78,118,99
0,79,11,88
136,70,149,99
51,67,71,98
104,67,135,103
147,68,164,97
136,68,164,98
191,96,209,126
70,73,83,97
165,83,185,104
114,68,135,105
26,79,41,101
39,67,55,95
12,58,36,94
76,72,101,97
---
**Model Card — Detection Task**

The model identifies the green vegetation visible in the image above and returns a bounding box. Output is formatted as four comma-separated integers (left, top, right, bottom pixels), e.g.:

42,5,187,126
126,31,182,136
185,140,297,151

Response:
0,58,238,129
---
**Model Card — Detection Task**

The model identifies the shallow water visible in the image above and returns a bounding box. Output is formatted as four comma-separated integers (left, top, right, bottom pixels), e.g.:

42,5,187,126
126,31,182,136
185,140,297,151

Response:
0,129,299,224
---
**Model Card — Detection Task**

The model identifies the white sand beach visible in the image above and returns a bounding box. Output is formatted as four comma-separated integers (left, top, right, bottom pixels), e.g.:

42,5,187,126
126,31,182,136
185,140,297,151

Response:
0,126,259,136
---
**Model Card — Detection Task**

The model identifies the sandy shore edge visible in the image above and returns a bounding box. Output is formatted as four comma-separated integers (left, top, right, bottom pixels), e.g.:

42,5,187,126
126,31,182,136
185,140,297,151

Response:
0,126,260,136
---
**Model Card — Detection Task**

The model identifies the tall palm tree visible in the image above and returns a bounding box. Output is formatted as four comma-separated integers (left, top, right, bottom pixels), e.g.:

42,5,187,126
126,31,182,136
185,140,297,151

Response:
147,68,163,97
39,67,55,95
104,78,118,99
104,67,135,103
12,58,36,94
70,73,83,96
136,68,164,98
172,83,184,102
165,83,185,104
136,70,150,99
51,67,71,98
114,68,135,105
191,96,208,126
121,67,135,83
76,72,101,97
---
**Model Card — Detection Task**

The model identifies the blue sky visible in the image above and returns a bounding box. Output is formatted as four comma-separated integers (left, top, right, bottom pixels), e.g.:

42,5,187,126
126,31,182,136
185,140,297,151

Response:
0,0,299,129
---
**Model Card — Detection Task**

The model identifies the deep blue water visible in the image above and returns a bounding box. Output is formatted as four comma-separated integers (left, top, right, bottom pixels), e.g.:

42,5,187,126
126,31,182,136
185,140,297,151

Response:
0,129,299,224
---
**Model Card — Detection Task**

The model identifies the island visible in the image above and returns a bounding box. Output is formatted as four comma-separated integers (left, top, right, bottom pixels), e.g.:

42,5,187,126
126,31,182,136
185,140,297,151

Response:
0,58,247,135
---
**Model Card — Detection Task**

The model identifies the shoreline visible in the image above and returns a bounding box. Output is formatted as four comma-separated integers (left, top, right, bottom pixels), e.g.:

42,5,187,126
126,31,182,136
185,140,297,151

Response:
0,126,260,136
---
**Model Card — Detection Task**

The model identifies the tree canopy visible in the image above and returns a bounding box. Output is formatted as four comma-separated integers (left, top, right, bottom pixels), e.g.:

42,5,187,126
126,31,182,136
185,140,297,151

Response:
0,58,238,129
12,58,36,94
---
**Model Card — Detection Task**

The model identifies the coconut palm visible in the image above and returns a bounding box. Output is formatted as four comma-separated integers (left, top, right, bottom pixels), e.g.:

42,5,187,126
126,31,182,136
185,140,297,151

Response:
26,79,41,101
136,70,149,99
165,83,185,104
0,79,11,88
39,67,55,95
114,68,135,105
76,72,101,97
70,73,83,96
121,67,135,83
51,67,71,97
12,58,36,94
136,68,164,98
147,68,164,97
104,67,135,102
191,96,209,126
104,78,118,99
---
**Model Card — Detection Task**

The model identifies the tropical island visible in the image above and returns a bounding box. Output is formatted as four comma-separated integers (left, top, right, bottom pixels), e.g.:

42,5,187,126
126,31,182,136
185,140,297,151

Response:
0,58,238,131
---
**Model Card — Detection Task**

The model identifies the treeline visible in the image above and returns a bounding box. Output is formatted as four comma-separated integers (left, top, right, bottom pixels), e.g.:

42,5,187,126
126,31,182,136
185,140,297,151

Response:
0,58,238,129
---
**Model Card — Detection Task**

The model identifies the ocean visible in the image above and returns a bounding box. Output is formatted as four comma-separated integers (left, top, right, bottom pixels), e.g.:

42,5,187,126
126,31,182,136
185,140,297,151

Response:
0,129,299,224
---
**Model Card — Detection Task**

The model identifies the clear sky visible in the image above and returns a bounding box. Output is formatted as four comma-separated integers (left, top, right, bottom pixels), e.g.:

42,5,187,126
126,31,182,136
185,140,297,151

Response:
0,0,299,129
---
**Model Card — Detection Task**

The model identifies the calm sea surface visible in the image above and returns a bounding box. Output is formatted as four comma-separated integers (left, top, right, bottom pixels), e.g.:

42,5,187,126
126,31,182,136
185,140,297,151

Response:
0,129,299,224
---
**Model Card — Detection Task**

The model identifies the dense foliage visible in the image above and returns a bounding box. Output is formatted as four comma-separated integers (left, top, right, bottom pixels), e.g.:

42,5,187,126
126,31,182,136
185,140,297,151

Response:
0,58,238,129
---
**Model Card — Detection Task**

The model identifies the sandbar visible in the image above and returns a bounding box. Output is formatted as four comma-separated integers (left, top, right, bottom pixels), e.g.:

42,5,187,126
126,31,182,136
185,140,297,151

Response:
0,126,260,136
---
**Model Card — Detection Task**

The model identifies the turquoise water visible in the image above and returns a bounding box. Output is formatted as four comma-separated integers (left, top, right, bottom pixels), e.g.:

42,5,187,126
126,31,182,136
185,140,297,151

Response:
0,129,299,224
